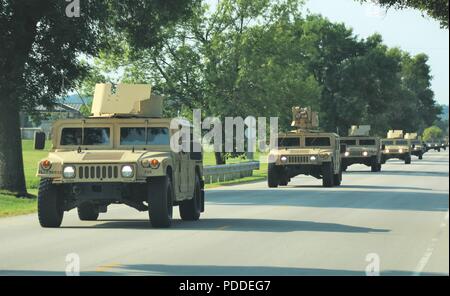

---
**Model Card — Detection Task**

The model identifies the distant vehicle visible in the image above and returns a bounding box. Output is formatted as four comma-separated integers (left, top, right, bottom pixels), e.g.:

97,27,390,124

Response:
425,141,442,152
341,125,382,172
404,133,425,160
35,84,204,228
267,107,345,188
381,130,412,164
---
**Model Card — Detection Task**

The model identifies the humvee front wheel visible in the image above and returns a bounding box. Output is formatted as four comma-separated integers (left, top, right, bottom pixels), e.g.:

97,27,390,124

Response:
322,162,334,188
405,156,412,165
333,167,342,186
418,153,423,160
268,164,280,188
38,179,64,228
148,176,173,228
77,202,99,221
179,174,202,221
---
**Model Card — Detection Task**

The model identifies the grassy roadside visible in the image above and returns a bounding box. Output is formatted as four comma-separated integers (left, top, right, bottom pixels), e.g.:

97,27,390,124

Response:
0,140,267,218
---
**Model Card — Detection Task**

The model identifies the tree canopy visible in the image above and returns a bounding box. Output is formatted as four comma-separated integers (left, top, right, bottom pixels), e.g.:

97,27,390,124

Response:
359,0,449,28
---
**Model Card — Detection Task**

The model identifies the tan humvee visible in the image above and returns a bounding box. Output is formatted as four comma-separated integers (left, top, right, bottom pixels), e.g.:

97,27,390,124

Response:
267,107,345,188
35,84,204,228
405,133,425,159
381,130,412,164
341,125,382,172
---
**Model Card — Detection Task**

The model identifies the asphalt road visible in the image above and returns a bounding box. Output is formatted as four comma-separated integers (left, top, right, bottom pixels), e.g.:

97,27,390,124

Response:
0,151,448,276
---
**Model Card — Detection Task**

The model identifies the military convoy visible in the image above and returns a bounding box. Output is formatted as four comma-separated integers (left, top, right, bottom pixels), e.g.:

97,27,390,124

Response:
34,86,445,227
35,84,204,228
341,125,382,172
267,107,345,188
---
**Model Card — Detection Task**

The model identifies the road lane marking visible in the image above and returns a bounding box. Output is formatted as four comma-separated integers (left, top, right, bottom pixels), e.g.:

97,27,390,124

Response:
413,210,449,276
217,225,230,230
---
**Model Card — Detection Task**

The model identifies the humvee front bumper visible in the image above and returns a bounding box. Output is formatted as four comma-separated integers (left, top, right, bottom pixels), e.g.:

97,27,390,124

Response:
274,155,329,166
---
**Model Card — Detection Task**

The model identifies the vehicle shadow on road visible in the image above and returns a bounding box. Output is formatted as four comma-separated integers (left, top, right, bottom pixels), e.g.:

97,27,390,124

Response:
344,170,448,177
62,218,390,234
288,185,431,191
0,265,443,276
206,190,449,212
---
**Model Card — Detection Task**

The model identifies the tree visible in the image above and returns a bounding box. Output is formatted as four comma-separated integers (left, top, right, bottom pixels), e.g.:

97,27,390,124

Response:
0,0,199,195
422,126,443,141
358,0,449,28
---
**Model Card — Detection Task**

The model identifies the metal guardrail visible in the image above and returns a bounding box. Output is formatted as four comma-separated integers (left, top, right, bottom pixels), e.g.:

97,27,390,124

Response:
203,161,260,184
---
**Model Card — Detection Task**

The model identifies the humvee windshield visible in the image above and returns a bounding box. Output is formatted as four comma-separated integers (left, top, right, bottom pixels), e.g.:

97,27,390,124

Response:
342,139,357,146
382,140,394,145
61,127,111,146
278,137,300,147
120,127,170,145
305,137,331,147
396,140,408,145
359,139,376,146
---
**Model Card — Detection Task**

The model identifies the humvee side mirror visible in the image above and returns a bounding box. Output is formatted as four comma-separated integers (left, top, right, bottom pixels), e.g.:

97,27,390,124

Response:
34,131,46,150
340,144,347,154
381,144,386,150
412,144,416,149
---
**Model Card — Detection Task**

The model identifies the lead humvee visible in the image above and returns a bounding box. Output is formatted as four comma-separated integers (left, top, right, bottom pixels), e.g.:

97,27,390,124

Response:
381,130,412,164
404,133,425,160
35,84,204,228
267,107,345,188
341,125,382,172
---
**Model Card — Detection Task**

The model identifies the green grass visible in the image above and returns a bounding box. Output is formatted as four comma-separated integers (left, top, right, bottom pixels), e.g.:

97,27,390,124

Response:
0,192,37,218
2,141,267,218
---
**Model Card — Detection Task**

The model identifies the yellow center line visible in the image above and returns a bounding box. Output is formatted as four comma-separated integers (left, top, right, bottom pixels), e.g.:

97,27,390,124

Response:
95,263,122,273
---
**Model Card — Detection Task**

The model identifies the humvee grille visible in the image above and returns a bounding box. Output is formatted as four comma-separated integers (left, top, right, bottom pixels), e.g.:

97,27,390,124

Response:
388,149,399,153
287,156,310,164
77,165,120,180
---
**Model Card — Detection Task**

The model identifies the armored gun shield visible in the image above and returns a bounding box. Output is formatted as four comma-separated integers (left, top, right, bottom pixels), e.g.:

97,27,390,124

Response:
291,106,319,129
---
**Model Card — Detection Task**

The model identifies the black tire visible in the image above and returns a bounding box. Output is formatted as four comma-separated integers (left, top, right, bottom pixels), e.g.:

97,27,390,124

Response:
405,155,412,164
179,174,202,221
377,163,382,172
268,164,279,188
279,178,289,186
77,202,99,221
322,162,334,187
370,157,378,172
333,167,342,186
37,179,64,228
418,153,423,160
148,176,173,228
342,165,348,172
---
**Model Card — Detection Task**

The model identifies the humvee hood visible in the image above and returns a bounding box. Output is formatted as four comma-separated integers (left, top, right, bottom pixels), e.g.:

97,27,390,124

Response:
47,150,170,164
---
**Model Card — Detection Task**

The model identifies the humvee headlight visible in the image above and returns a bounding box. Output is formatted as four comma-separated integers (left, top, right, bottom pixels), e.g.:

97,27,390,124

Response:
280,156,288,163
40,160,52,171
344,152,350,157
63,166,76,179
150,159,160,169
310,156,317,161
121,165,134,178
362,151,368,157
385,149,390,153
399,149,403,153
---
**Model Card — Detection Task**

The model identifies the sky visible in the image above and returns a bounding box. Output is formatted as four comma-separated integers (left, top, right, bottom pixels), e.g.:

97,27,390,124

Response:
303,0,449,105
205,0,449,105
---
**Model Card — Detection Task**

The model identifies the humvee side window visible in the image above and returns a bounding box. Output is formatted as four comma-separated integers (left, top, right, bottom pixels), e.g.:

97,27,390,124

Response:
120,127,170,145
61,128,110,146
342,140,357,146
278,137,300,147
305,137,331,147
360,139,376,146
